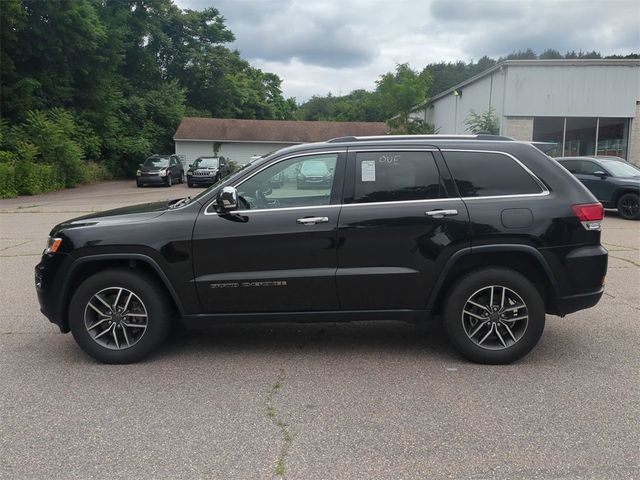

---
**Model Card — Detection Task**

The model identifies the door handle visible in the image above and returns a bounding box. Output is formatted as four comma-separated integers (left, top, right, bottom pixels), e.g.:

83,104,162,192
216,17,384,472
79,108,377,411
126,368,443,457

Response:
425,209,458,219
296,216,329,225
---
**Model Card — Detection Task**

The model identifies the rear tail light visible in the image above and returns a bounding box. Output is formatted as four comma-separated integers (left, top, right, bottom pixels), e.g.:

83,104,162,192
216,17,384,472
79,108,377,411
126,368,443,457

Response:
572,203,604,230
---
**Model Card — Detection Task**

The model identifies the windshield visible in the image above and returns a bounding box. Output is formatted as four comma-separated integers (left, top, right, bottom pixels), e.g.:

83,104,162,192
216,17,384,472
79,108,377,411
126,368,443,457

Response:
143,157,169,168
194,157,219,168
600,160,640,177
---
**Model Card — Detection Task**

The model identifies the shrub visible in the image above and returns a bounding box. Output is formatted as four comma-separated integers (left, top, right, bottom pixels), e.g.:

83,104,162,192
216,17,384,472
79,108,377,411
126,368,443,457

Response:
14,161,64,196
0,163,17,198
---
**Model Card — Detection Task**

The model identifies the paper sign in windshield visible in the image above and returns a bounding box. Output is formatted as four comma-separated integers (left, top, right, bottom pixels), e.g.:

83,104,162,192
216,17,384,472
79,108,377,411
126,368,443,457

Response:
361,160,376,182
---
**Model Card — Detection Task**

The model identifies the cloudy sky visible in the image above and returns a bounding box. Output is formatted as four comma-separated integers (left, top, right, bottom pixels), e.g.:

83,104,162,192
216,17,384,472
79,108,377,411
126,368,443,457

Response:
175,0,639,102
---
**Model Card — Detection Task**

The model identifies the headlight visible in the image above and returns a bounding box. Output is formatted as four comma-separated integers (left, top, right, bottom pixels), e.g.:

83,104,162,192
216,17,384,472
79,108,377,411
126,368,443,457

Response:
159,169,167,177
136,170,141,176
45,236,62,255
186,171,193,176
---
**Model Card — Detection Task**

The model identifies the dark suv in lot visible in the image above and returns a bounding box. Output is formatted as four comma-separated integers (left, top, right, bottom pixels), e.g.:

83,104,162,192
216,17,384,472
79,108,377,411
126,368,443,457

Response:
36,135,608,364
556,156,640,220
186,156,229,188
136,154,184,187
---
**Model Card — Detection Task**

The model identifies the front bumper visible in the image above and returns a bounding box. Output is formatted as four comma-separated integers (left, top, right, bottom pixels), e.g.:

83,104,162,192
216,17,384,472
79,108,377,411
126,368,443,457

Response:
138,175,166,185
35,253,71,332
188,175,216,186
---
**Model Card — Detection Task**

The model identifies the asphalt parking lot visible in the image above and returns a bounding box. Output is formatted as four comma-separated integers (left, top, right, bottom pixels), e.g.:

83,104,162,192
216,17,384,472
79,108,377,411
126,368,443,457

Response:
1,180,639,479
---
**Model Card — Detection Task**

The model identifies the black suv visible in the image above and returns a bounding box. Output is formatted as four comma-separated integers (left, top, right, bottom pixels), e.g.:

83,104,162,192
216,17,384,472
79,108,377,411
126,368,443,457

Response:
556,156,640,220
136,154,184,187
186,156,229,188
36,135,608,364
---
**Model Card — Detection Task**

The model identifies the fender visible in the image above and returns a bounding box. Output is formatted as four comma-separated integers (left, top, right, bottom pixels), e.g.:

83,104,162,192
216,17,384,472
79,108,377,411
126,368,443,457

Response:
426,244,559,311
58,253,186,323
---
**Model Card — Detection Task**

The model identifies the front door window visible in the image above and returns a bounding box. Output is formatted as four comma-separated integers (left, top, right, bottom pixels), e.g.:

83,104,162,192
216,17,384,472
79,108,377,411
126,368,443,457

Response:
236,154,338,210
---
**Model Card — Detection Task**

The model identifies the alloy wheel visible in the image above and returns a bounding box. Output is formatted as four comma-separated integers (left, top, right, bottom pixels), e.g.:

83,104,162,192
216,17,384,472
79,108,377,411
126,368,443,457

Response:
84,287,148,350
461,285,528,350
620,195,639,218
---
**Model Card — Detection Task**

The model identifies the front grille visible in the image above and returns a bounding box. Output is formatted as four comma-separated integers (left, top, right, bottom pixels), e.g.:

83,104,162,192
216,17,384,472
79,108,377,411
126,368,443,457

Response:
194,170,214,177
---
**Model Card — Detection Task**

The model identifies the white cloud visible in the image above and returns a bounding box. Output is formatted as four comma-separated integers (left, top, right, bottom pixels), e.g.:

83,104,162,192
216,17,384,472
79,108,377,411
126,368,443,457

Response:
176,0,640,101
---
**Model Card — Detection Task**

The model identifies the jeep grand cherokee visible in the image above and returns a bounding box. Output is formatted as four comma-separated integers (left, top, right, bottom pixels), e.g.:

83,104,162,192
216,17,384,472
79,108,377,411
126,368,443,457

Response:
36,135,608,364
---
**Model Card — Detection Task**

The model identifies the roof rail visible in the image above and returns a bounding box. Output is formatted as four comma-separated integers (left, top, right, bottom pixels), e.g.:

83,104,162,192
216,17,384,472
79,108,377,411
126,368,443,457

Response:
326,134,514,143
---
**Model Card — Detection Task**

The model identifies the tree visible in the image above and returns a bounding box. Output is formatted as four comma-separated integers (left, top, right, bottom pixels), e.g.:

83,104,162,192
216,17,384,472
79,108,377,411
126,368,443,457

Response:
376,63,433,133
464,107,500,135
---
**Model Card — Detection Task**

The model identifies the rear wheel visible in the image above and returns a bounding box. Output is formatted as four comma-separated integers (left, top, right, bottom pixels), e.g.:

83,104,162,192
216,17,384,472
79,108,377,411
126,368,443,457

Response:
69,269,172,364
617,192,639,220
443,268,545,364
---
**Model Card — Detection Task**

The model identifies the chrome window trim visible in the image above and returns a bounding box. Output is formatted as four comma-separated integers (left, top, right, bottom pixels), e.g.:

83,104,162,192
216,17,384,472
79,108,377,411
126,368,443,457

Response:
204,150,344,215
203,147,551,216
440,148,550,196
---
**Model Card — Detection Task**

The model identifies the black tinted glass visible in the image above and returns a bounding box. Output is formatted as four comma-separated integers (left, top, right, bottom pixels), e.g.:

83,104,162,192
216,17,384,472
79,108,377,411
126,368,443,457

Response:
444,152,542,197
354,151,442,203
559,159,581,173
581,161,603,175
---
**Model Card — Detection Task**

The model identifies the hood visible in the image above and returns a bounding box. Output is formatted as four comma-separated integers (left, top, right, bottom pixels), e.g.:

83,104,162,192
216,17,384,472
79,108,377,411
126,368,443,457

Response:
51,200,171,235
139,165,168,173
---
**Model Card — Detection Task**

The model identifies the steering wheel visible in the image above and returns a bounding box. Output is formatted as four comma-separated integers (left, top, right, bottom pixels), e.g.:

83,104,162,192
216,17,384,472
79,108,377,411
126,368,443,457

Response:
254,189,268,209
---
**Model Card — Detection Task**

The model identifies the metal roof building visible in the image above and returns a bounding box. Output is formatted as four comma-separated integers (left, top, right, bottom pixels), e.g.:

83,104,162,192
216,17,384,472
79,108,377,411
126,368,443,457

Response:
410,59,640,164
173,118,388,166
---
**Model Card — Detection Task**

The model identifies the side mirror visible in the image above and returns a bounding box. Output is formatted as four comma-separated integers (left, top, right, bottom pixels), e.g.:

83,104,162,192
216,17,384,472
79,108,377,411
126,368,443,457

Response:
216,186,238,210
593,170,609,178
188,164,193,168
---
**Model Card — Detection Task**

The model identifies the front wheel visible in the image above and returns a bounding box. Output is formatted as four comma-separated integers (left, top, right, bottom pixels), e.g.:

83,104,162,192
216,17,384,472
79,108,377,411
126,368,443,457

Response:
617,192,639,220
68,269,172,364
165,175,172,187
443,268,545,364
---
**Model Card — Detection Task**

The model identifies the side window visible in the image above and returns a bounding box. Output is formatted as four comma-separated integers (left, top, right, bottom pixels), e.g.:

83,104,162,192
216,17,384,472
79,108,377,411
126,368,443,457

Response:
237,154,338,210
353,151,442,203
581,161,604,175
444,151,543,197
559,160,581,173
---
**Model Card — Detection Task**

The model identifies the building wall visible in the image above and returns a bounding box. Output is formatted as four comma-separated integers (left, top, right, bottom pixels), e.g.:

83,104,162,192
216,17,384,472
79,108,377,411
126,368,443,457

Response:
503,117,534,141
175,141,296,166
628,102,640,165
418,63,640,138
504,65,639,117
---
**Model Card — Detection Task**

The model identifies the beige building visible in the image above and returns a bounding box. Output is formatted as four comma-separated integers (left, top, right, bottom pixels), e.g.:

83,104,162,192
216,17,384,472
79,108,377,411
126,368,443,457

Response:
173,118,388,166
411,59,640,164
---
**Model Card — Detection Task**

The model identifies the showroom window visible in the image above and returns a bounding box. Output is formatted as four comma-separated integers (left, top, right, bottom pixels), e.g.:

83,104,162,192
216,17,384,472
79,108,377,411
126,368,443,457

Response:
532,117,629,159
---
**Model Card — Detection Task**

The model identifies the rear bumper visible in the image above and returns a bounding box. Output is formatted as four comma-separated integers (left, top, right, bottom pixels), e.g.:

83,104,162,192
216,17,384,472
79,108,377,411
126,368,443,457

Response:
555,287,604,316
545,244,608,316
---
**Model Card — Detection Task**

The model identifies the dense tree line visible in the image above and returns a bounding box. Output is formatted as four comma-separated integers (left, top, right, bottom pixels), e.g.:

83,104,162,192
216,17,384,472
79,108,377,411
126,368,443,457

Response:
296,49,639,123
0,0,296,196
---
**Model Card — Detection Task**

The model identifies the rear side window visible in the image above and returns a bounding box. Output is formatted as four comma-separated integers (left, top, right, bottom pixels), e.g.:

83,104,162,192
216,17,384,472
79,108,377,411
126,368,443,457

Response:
444,151,543,197
354,151,442,203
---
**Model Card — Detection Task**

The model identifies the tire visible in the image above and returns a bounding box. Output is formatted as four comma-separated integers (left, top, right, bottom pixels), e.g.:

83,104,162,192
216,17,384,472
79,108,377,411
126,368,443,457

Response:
187,182,193,188
165,175,172,187
68,269,172,364
178,172,184,184
443,268,545,364
617,192,639,220
136,181,143,188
